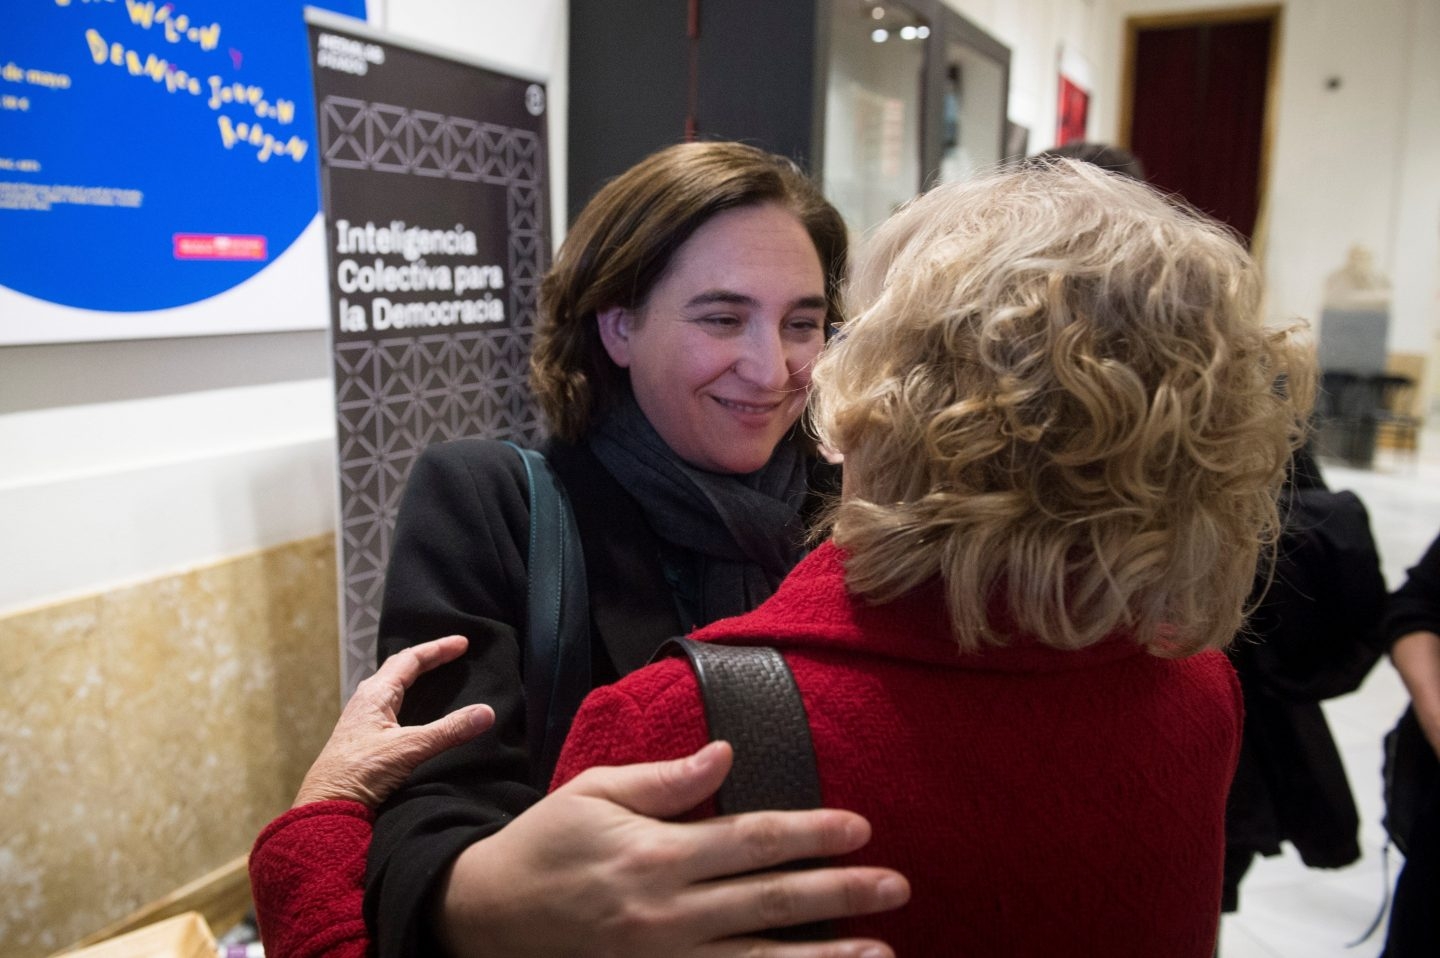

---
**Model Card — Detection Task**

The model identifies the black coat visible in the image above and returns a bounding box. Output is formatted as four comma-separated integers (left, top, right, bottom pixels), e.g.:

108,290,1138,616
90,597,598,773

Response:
1380,531,1440,957
363,436,834,957
1222,467,1389,910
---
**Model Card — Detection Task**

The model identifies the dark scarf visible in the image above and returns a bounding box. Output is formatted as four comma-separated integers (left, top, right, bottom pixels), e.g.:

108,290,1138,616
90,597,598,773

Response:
588,398,811,627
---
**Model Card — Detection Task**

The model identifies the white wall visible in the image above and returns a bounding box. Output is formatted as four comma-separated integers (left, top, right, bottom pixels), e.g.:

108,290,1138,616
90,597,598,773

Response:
0,0,569,618
942,0,1118,157
1390,0,1440,406
1102,0,1440,405
0,380,337,613
5,0,1435,619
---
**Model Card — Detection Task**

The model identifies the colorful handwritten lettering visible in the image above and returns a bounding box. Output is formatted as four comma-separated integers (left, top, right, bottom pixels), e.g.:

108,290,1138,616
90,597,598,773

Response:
124,1,221,52
84,29,203,95
217,116,308,163
206,76,296,125
69,13,307,168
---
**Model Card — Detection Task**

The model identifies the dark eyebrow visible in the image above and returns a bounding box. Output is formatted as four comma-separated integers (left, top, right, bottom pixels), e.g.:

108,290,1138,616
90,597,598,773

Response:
683,289,828,311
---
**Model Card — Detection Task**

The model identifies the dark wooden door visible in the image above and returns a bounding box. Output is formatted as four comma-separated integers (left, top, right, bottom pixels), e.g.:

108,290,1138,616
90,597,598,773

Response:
1125,12,1276,242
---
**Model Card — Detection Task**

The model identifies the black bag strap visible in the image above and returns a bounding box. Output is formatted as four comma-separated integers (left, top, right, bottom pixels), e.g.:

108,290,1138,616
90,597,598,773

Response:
659,637,823,813
504,441,591,790
656,637,831,942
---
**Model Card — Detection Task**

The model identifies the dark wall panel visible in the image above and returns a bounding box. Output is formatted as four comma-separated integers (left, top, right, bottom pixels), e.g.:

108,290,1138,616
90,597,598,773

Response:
695,0,822,170
567,0,691,221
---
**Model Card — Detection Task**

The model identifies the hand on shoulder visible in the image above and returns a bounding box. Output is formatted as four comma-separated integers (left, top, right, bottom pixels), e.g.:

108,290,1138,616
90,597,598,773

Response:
435,741,908,958
294,635,495,808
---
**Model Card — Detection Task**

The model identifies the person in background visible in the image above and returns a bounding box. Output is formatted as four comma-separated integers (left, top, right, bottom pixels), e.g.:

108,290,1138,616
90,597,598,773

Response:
365,140,908,958
1031,140,1146,180
1381,530,1440,956
1220,444,1388,912
553,159,1315,956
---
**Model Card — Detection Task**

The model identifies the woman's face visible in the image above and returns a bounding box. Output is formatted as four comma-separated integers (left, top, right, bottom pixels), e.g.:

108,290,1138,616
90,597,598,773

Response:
597,203,828,474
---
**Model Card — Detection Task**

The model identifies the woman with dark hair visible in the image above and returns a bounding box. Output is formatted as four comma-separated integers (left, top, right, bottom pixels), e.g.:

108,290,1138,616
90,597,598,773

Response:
357,141,905,958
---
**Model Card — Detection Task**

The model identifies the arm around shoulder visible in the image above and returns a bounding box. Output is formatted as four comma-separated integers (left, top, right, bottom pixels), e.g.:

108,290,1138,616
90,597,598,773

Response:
430,660,907,958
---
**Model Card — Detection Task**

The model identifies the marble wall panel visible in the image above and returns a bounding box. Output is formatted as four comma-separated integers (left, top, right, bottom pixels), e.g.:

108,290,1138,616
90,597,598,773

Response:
0,536,340,958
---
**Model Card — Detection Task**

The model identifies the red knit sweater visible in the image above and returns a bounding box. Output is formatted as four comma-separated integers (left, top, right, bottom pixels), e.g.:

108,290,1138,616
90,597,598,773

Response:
250,801,373,958
553,541,1243,957
252,542,1241,957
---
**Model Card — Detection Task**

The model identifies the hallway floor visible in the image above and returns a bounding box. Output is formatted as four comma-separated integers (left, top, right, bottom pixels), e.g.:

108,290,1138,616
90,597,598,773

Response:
1220,425,1440,957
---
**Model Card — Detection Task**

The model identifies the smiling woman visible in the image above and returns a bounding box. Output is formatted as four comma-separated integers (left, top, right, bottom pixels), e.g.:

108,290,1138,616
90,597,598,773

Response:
595,203,827,474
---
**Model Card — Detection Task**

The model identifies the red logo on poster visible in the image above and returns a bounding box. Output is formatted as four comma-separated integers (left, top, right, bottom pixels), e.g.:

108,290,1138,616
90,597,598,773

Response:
173,234,268,261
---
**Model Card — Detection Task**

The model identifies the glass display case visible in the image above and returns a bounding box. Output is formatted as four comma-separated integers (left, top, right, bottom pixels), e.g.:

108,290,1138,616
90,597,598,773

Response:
937,25,1009,184
821,1,1010,235
823,2,930,235
568,1,1010,234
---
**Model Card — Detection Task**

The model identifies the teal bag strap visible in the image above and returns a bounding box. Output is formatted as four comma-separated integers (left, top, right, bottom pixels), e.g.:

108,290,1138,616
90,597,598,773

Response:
504,442,592,790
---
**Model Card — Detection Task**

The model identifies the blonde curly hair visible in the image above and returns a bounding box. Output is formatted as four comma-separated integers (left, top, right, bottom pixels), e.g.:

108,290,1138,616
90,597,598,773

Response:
811,160,1314,656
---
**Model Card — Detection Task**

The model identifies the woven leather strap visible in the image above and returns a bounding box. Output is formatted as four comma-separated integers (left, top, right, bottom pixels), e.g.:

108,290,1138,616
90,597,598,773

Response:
660,638,823,814
657,637,832,942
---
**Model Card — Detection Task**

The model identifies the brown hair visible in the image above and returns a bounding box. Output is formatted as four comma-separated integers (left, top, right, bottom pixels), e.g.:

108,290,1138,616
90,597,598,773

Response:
532,141,848,440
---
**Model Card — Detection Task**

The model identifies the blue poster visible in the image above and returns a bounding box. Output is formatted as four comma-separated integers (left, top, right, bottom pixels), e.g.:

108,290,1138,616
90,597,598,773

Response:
0,0,366,314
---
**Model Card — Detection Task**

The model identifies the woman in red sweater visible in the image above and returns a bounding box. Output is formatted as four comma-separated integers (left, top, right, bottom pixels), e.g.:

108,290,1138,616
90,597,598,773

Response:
251,638,897,958
552,160,1315,956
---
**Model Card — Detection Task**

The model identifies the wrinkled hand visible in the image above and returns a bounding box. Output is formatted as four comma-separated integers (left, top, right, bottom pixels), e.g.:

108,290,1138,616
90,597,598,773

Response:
436,741,909,958
293,634,495,808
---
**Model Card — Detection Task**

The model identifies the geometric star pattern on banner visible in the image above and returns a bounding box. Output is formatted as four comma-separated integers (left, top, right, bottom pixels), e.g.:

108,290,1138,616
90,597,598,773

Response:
321,95,548,697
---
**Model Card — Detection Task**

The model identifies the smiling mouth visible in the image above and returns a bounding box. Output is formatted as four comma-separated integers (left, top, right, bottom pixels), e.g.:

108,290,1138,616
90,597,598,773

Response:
712,396,783,415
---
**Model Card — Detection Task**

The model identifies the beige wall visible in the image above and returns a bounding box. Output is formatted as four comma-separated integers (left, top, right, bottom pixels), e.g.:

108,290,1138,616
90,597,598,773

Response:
1101,0,1440,411
0,536,340,957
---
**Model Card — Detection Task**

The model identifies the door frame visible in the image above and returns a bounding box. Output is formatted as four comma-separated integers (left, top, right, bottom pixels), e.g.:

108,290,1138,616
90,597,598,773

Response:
1118,4,1283,257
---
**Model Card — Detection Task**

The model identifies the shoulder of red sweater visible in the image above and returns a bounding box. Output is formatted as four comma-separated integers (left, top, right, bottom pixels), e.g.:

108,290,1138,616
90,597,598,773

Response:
601,656,700,710
692,550,861,644
254,800,372,845
1187,648,1240,678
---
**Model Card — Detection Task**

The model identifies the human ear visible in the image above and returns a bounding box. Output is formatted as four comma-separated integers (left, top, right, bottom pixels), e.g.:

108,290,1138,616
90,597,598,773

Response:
596,306,635,368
